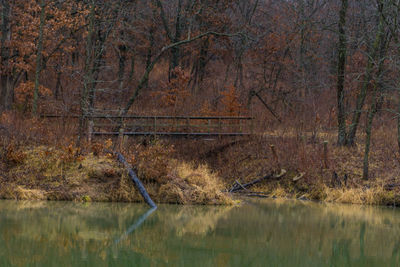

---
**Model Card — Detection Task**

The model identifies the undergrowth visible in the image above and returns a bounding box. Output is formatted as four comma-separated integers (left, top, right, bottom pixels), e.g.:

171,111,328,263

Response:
2,112,400,206
0,141,233,205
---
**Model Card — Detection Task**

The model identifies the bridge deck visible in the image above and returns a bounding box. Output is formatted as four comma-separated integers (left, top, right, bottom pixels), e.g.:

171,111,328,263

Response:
92,132,252,136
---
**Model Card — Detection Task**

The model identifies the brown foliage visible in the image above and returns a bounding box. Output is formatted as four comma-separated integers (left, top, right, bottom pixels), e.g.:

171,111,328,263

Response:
5,143,26,165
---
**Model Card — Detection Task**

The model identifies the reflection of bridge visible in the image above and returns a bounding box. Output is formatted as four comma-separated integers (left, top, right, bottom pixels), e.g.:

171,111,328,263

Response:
43,114,254,137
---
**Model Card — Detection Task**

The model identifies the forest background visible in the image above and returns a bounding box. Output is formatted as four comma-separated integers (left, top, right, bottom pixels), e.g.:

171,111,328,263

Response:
1,0,400,204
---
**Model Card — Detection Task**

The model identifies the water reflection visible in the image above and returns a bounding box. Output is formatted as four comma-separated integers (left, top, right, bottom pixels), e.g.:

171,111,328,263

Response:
0,199,399,266
114,206,157,245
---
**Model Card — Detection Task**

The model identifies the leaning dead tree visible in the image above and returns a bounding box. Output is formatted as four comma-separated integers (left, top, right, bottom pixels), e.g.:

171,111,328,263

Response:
116,152,157,208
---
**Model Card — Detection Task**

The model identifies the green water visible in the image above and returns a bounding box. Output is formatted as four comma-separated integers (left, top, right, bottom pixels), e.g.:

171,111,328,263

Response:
0,199,399,267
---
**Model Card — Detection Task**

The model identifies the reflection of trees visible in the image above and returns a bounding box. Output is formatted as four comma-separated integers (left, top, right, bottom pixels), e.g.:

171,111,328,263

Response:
330,239,351,267
242,199,400,266
391,241,400,266
1,199,400,266
0,201,233,266
360,222,366,258
0,201,150,266
119,205,234,264
163,205,233,236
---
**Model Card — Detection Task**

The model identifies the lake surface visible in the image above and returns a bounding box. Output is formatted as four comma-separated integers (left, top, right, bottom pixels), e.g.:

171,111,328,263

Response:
0,199,399,266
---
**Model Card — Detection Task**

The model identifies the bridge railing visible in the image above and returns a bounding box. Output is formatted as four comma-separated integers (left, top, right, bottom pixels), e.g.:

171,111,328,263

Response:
41,114,254,137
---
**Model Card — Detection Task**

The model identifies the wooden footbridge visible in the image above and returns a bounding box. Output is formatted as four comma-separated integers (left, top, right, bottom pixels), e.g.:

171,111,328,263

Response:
42,114,254,138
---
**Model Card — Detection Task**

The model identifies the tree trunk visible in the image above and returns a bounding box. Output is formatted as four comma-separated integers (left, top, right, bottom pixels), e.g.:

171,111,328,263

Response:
190,37,209,91
169,0,183,80
143,26,154,89
54,65,62,100
385,1,400,155
0,0,12,111
346,7,385,146
88,43,105,112
117,45,127,92
337,0,348,146
363,103,375,180
298,0,307,99
145,27,154,72
362,1,387,180
234,38,245,90
127,54,135,83
398,87,400,154
77,0,95,148
116,152,157,208
154,0,185,81
88,3,120,114
32,0,46,116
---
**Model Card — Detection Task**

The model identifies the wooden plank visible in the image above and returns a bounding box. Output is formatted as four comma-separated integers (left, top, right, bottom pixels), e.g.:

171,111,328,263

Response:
40,113,255,137
40,114,80,118
93,123,246,128
41,114,253,120
92,132,252,136
94,115,253,120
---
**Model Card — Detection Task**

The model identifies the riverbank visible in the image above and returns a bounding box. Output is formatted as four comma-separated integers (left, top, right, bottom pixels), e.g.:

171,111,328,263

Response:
0,144,232,204
2,128,400,206
199,127,400,207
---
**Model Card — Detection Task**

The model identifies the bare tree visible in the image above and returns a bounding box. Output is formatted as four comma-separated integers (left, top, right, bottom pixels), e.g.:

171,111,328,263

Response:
346,1,386,146
362,0,389,180
336,0,348,146
155,0,185,80
0,0,13,111
32,0,46,116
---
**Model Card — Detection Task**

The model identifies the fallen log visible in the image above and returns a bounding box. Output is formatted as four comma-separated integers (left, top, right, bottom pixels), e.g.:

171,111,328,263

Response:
116,152,157,208
384,183,400,191
233,179,248,191
245,193,269,198
229,169,287,193
293,172,305,182
230,175,272,193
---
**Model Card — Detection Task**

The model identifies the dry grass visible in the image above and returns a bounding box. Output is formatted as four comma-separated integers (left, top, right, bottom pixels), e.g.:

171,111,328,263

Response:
321,183,400,206
2,110,400,207
131,141,233,204
13,186,47,200
186,122,400,206
0,143,233,205
162,161,233,204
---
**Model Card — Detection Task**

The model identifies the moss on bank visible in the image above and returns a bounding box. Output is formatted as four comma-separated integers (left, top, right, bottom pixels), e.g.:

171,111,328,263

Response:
0,145,233,205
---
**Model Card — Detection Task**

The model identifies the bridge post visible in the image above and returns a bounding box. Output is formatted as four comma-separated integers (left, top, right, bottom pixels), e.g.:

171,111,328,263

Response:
270,145,280,170
218,118,222,139
118,120,125,151
87,120,94,144
153,116,157,137
323,141,329,169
